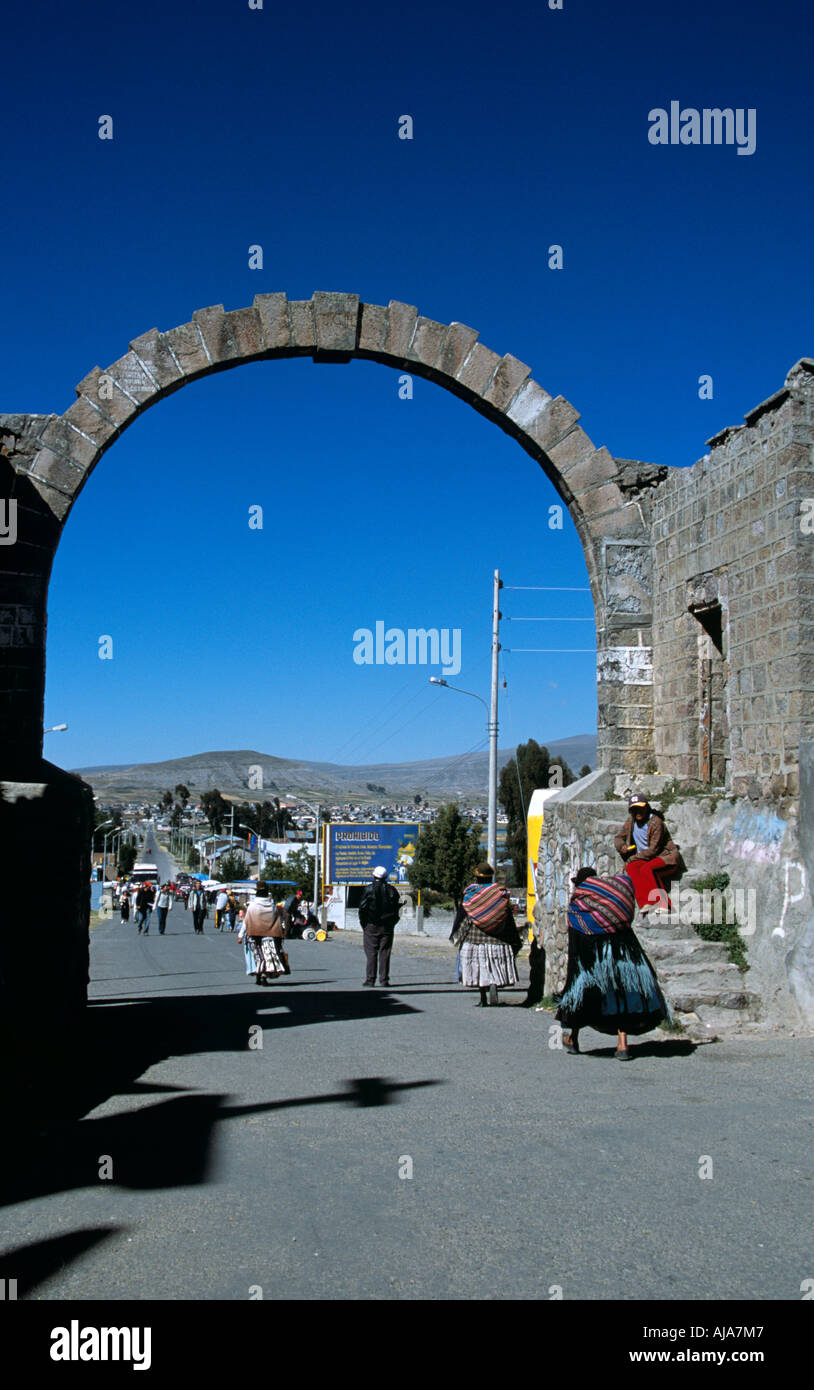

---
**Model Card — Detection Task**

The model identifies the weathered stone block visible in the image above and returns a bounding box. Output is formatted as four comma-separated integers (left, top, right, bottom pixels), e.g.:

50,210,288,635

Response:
287,300,317,348
506,379,554,434
129,329,184,390
28,448,85,498
226,306,265,359
385,302,418,358
436,322,479,378
75,368,139,428
524,395,581,453
254,293,290,350
456,342,501,396
312,292,360,354
163,322,211,377
104,351,161,403
405,317,447,368
62,396,118,448
36,419,97,469
482,353,531,412
358,303,388,354
192,306,239,362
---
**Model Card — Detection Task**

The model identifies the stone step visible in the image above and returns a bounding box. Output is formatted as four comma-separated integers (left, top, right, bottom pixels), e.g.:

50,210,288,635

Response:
668,988,761,1017
645,938,730,963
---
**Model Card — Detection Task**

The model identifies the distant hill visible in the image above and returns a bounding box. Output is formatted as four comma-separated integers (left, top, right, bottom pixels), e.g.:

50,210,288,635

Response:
71,735,596,803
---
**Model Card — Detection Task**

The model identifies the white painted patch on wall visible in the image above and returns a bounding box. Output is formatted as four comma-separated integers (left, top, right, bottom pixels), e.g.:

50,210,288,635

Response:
596,646,654,685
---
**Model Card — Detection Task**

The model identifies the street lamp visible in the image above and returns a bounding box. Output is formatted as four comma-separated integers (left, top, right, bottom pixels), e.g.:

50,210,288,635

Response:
240,825,264,878
285,794,321,913
429,676,498,871
44,723,68,733
94,819,112,881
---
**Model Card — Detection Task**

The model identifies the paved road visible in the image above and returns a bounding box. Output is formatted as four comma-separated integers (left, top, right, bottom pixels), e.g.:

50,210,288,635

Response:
2,909,812,1300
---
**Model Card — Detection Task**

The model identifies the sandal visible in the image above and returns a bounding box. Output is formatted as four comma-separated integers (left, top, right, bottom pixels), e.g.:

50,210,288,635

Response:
562,1034,580,1054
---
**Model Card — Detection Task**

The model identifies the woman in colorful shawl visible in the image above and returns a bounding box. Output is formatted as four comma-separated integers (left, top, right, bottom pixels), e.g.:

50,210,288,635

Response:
557,867,669,1059
452,863,521,1006
242,881,286,986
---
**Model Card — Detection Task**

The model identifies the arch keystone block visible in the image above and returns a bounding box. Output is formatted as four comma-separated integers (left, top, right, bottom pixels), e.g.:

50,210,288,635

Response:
253,293,290,350
386,302,418,358
482,354,531,412
192,305,239,363
162,322,210,377
287,299,317,349
129,329,184,391
358,302,388,354
313,292,360,355
226,306,264,358
406,317,447,369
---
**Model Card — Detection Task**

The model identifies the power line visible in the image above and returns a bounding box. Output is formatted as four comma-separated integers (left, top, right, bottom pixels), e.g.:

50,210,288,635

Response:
503,585,591,592
503,647,596,653
505,617,595,622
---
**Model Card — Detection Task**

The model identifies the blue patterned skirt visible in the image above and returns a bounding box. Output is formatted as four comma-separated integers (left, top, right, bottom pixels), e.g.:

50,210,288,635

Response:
555,927,669,1035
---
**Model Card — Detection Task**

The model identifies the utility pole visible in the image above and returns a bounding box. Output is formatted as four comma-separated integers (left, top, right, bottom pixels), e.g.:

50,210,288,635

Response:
488,568,502,873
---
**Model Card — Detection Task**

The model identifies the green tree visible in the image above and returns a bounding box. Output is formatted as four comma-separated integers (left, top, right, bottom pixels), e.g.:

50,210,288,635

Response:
174,783,191,808
216,851,249,882
159,789,174,813
498,740,575,882
261,847,313,896
169,804,183,829
201,789,230,834
408,803,482,909
118,841,137,875
579,764,592,779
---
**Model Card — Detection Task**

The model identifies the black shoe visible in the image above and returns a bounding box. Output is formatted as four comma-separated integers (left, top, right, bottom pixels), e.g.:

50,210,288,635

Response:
488,984,499,1007
362,981,375,987
379,980,390,987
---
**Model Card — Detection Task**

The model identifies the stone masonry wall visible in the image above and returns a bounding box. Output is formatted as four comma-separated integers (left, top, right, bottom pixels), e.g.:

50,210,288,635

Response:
648,359,814,798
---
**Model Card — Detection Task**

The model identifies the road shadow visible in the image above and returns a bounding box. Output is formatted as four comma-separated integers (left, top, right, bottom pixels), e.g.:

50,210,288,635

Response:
0,1227,124,1298
578,1039,699,1060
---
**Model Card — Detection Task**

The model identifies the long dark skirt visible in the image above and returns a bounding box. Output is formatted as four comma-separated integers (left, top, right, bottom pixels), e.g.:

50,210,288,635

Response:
556,927,669,1036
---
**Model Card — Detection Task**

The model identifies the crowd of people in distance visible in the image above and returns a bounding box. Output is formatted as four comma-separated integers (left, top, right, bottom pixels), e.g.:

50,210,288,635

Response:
107,789,681,1058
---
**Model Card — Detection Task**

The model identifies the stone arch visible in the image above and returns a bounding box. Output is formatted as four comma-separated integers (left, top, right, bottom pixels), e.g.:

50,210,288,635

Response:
0,292,653,773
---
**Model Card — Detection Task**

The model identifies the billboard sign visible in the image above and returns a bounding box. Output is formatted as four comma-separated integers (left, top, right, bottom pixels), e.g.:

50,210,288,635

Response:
327,823,420,885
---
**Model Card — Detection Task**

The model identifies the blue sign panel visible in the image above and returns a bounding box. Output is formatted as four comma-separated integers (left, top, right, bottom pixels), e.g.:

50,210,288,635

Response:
328,823,420,885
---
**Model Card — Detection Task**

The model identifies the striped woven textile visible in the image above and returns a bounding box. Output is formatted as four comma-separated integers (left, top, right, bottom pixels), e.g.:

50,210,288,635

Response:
567,873,636,936
462,882,511,933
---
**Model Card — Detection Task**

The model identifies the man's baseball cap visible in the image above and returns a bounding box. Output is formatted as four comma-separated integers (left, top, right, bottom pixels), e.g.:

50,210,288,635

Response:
372,866,387,878
628,792,649,809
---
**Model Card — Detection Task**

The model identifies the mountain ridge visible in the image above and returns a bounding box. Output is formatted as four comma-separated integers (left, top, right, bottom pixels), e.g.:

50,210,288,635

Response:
71,735,596,802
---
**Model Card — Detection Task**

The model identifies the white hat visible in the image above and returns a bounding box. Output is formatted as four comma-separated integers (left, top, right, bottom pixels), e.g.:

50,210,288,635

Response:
372,865,387,878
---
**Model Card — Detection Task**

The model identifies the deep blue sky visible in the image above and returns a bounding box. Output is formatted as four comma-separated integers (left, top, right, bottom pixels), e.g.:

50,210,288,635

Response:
5,0,811,771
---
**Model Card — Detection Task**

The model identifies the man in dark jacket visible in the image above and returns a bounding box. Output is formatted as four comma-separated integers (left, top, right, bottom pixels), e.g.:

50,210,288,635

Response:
358,866,401,987
135,883,155,935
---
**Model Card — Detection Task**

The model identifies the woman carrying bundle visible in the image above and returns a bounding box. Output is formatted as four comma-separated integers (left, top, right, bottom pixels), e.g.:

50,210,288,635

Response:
452,862,522,1007
557,867,669,1060
240,881,287,986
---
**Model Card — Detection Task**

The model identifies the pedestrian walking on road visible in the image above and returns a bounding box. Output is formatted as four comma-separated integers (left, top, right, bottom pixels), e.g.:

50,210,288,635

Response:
120,885,130,923
358,866,401,986
226,890,239,932
190,884,208,934
451,863,520,1006
215,888,228,931
242,881,286,985
135,883,155,934
615,792,681,914
155,883,174,935
557,867,670,1060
